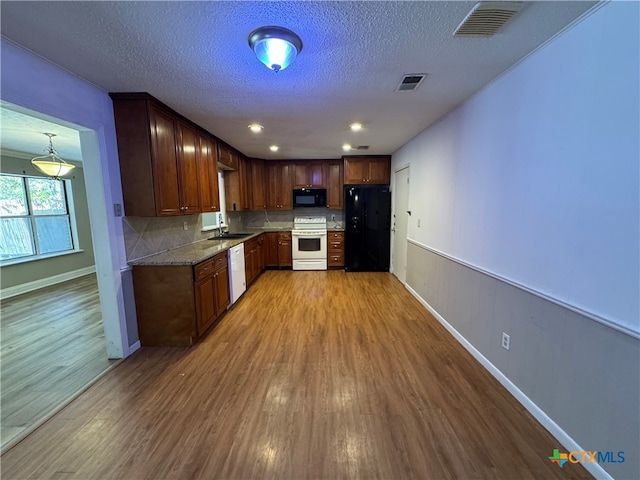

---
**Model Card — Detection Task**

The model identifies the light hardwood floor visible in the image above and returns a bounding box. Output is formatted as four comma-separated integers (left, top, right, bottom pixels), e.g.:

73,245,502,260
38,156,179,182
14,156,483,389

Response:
1,270,591,479
1,274,118,450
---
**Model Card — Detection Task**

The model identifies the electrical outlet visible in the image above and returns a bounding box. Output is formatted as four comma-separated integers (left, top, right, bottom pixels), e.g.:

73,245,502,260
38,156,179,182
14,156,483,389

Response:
418,219,421,227
183,221,188,231
501,332,510,351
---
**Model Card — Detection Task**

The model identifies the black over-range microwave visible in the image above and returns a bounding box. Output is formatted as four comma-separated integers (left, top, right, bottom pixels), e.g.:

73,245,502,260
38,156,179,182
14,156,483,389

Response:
293,188,327,208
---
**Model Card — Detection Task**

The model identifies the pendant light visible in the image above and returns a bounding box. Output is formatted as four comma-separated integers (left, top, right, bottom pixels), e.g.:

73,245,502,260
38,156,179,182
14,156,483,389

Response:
31,133,75,178
248,26,303,73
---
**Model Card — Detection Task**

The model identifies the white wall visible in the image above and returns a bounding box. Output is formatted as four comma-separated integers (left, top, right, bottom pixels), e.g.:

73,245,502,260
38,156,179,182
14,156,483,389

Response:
394,2,639,335
1,38,134,357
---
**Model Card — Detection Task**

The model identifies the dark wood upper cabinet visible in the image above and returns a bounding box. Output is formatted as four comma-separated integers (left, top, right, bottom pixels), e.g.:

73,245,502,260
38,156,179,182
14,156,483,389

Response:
196,133,220,212
343,155,391,185
265,161,292,210
292,161,326,188
326,161,344,209
149,105,182,216
110,93,204,216
248,158,266,210
176,120,200,214
217,143,238,170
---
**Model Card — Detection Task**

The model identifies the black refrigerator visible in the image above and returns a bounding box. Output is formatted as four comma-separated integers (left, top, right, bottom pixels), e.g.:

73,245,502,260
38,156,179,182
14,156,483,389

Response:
344,185,391,272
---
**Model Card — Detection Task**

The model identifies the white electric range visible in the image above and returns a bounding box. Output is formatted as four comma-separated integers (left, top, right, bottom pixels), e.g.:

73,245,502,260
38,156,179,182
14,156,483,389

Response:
291,216,327,271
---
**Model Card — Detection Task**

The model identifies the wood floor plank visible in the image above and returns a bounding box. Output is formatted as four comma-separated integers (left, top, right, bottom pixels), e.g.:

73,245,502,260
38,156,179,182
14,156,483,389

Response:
1,274,118,449
1,271,591,479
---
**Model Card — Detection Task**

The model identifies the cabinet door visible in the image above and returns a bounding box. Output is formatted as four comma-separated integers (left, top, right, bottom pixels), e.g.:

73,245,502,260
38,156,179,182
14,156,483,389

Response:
176,121,200,213
266,162,291,210
196,133,220,212
292,162,308,189
149,106,181,216
308,162,326,187
195,275,216,336
244,244,255,285
277,233,292,267
293,162,326,188
256,234,265,272
277,162,293,210
367,157,391,184
249,159,266,210
264,232,279,266
326,161,343,209
343,157,367,185
265,163,277,210
214,265,230,317
218,144,237,170
278,240,292,267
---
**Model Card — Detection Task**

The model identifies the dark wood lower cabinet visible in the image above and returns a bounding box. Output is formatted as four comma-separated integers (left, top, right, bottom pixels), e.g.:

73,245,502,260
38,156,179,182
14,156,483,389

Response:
264,232,292,268
277,232,292,267
264,233,279,267
327,231,345,267
132,251,230,346
244,234,266,286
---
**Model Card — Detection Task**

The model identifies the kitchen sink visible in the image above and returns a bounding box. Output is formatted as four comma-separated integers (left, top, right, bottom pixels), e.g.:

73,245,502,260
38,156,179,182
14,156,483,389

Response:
208,233,253,240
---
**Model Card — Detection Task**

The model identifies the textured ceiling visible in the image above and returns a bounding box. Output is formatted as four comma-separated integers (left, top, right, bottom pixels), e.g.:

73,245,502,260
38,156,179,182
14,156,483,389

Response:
0,103,83,162
0,1,598,160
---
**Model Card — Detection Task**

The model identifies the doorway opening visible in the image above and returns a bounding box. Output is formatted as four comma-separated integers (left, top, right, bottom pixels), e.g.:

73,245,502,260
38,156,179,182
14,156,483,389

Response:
0,102,126,451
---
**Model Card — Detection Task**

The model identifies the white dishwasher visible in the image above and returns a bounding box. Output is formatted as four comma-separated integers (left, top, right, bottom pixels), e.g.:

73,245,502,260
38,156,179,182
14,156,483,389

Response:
228,243,246,305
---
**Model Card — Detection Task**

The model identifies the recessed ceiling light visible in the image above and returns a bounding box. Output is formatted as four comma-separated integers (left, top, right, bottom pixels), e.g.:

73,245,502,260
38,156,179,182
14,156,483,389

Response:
248,124,264,133
342,144,352,151
350,123,363,132
269,145,279,152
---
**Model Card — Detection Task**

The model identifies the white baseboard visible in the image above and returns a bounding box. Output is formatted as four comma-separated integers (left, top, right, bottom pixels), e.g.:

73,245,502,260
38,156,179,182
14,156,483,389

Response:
405,284,614,480
127,340,141,356
1,266,96,300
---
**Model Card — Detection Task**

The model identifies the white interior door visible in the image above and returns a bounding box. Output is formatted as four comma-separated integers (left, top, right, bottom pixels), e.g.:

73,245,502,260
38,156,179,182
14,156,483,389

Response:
392,167,410,284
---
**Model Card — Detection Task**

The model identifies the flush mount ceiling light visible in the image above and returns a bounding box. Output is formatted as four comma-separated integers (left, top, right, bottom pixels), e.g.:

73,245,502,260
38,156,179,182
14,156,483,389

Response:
350,123,363,132
342,144,352,151
269,145,279,152
248,26,303,73
31,133,75,179
248,124,264,133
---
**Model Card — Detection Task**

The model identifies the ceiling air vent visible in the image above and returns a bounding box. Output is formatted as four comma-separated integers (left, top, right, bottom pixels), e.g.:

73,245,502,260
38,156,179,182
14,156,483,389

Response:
454,2,523,37
355,145,369,150
395,74,427,92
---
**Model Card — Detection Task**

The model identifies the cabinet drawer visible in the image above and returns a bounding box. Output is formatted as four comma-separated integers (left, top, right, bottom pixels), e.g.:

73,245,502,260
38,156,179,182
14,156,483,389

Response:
213,253,228,272
329,241,344,251
278,232,292,240
195,258,215,281
328,231,344,240
328,253,344,266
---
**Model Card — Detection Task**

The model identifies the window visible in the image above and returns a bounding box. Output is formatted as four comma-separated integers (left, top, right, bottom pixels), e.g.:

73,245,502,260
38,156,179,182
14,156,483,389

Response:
201,172,227,232
0,174,75,262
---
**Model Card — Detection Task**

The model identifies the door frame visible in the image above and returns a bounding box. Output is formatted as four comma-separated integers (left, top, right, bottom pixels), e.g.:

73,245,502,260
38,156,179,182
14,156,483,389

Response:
391,165,410,284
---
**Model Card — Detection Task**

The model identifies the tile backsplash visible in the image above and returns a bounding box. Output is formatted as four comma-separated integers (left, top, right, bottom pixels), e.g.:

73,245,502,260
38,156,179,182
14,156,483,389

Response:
123,215,212,262
123,208,344,262
240,208,344,230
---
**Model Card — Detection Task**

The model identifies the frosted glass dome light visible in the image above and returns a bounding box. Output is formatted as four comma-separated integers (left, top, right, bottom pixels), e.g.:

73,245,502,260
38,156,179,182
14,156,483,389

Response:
248,26,303,73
